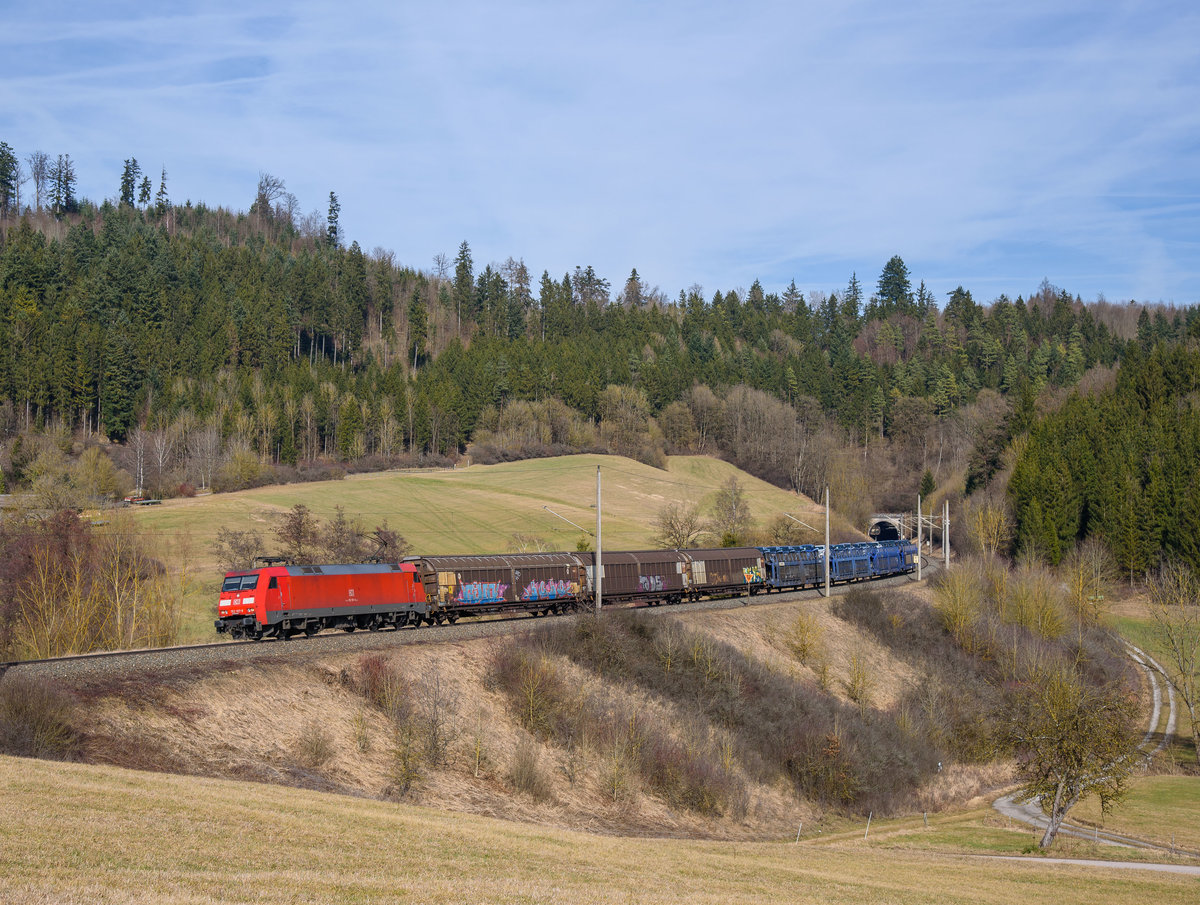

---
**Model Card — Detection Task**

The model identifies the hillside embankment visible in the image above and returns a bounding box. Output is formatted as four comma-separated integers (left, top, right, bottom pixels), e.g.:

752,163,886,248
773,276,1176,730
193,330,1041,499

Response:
12,580,1014,841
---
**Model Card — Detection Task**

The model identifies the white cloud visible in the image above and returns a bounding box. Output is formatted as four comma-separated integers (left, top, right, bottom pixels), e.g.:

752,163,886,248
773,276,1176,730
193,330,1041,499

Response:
2,0,1197,302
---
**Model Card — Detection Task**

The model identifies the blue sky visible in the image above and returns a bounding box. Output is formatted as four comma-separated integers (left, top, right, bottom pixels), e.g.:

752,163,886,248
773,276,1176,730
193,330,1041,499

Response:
3,1,1198,305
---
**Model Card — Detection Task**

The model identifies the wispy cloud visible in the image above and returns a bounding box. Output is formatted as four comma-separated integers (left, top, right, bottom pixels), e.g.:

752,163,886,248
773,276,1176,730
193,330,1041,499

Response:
2,1,1197,303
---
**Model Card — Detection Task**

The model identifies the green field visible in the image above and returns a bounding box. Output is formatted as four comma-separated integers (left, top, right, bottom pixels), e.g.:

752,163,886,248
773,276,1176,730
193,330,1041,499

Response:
1071,776,1200,852
2,756,1195,905
132,454,833,642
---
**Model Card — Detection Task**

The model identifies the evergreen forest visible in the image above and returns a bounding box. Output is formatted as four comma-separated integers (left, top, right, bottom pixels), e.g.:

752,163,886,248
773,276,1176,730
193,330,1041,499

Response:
1,145,1199,571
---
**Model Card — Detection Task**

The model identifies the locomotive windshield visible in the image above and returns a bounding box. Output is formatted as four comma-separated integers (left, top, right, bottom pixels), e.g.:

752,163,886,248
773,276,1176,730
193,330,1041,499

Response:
222,574,261,592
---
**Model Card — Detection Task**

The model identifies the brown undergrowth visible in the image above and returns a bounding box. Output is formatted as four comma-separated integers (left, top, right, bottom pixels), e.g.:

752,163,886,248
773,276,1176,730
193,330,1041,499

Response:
12,590,1020,840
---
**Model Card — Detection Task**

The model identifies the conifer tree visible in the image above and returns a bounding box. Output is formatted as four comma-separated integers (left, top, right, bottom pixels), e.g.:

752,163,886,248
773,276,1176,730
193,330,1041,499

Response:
0,141,17,218
326,191,340,247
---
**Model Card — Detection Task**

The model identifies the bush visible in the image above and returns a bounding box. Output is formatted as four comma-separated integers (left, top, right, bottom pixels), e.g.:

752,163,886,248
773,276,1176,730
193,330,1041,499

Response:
294,719,334,768
0,674,79,760
507,736,554,802
782,610,825,664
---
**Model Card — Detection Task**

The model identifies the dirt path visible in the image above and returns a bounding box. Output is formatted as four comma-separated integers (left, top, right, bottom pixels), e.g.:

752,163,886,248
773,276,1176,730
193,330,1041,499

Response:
992,639,1195,858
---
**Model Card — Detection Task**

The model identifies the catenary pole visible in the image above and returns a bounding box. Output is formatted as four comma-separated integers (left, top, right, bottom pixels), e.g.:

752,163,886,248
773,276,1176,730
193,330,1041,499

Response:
943,499,950,570
824,486,831,598
916,494,922,581
595,465,602,615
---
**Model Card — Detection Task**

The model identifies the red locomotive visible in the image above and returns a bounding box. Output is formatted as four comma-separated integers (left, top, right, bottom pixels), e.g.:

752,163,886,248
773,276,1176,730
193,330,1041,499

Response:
216,562,428,640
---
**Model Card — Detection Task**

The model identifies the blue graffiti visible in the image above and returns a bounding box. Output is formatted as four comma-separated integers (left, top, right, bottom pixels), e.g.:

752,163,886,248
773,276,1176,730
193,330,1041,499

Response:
455,582,509,604
521,579,572,601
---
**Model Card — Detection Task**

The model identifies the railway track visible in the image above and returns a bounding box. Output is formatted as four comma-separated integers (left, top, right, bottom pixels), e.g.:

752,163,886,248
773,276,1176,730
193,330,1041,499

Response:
0,562,936,687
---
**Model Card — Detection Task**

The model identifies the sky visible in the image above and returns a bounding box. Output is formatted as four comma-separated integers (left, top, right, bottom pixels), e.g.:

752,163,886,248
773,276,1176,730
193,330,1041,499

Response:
3,0,1199,306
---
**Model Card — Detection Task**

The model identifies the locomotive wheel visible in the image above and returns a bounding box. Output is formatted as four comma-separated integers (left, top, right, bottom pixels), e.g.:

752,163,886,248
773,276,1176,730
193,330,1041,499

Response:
343,625,356,633
305,623,320,637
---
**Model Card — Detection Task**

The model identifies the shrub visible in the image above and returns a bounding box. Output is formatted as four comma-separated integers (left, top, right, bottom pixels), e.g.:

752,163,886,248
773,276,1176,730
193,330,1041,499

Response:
294,719,334,768
507,736,554,802
844,651,874,716
388,723,423,797
782,610,825,664
355,654,413,724
0,674,79,760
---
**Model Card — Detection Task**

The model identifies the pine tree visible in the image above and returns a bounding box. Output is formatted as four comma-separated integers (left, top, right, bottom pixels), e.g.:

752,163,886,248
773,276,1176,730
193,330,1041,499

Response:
876,255,913,318
155,167,169,215
50,154,77,215
120,158,140,207
0,141,17,218
452,240,473,334
407,287,428,370
326,191,340,247
101,315,137,442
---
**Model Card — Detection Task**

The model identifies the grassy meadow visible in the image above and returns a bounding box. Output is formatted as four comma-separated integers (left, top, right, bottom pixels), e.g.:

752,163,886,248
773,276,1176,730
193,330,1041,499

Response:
3,755,1196,905
129,454,834,642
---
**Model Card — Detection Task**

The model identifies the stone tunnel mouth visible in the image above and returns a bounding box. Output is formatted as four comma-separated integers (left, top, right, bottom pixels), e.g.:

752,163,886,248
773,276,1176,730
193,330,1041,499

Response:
868,521,901,541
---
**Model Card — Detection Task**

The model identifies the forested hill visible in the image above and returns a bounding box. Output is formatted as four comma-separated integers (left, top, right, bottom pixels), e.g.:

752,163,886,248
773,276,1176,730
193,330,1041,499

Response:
1010,341,1200,574
0,179,1196,551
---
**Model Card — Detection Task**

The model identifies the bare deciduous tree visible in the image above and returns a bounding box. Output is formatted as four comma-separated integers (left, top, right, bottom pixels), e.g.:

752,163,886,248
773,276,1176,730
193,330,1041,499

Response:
709,476,752,546
213,527,265,572
652,502,703,550
275,503,320,563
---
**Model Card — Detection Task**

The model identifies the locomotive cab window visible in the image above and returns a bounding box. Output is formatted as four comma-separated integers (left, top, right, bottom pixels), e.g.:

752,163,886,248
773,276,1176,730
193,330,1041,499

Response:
268,577,278,589
240,574,261,590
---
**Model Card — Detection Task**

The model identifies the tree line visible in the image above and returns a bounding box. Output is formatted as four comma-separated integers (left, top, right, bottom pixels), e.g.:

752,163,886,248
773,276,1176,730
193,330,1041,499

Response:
2,144,1198,551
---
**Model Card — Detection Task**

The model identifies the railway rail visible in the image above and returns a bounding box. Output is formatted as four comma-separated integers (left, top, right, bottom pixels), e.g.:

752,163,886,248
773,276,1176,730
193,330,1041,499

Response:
0,557,937,686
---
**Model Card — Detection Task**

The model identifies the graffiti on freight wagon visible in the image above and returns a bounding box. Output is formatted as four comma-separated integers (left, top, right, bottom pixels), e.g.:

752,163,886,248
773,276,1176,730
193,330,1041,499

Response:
455,582,509,604
521,579,573,601
639,575,665,592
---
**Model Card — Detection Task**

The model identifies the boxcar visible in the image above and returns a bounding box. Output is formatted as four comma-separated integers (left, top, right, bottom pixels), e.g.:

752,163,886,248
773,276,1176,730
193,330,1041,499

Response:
411,552,589,619
685,547,766,599
595,550,691,605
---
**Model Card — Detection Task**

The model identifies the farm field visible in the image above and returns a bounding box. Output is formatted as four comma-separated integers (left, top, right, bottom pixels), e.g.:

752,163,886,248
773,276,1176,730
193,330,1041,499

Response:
129,454,837,642
2,756,1196,905
1070,776,1200,852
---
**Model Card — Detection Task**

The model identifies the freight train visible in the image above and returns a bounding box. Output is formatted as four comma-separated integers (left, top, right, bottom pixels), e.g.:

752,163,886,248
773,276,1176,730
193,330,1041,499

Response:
215,540,919,641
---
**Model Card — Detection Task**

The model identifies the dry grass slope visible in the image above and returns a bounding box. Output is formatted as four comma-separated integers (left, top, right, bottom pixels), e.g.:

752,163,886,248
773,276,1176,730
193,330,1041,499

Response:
3,755,1197,905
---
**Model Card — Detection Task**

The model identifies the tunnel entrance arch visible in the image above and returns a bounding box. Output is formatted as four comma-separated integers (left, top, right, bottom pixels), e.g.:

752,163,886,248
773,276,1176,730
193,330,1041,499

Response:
868,514,906,541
